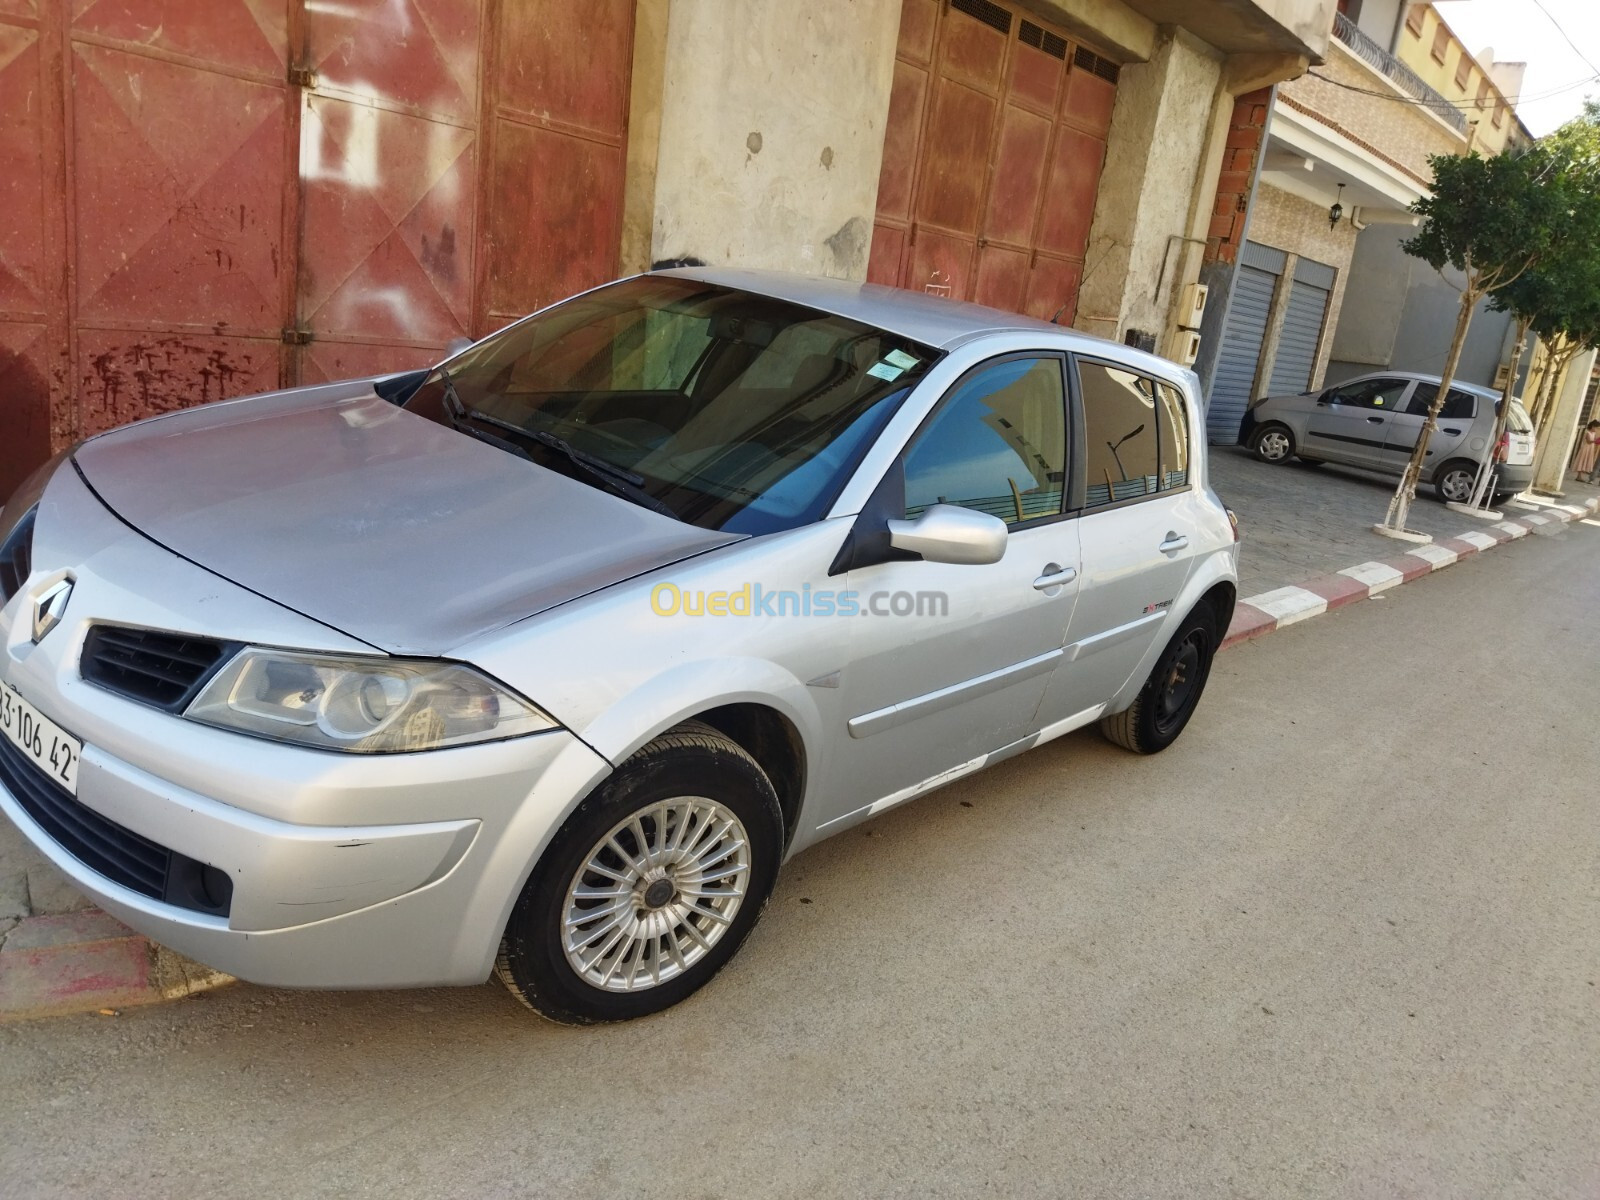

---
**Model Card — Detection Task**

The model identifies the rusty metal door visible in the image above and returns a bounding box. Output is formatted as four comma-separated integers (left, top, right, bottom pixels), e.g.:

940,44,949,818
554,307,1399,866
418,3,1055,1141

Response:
0,0,635,497
867,0,1119,325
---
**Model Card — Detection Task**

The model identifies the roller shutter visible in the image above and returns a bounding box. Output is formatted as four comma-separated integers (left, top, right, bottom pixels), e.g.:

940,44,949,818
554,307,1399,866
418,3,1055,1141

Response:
1206,265,1276,443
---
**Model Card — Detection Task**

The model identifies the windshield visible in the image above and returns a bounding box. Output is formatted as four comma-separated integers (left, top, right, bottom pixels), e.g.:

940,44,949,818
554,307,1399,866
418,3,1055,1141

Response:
404,276,939,534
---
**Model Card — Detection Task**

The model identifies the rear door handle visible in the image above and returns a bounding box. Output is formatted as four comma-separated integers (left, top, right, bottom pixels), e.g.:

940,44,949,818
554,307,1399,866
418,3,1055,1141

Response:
1366,416,1385,424
1032,565,1077,591
1158,534,1189,553
1442,427,1462,435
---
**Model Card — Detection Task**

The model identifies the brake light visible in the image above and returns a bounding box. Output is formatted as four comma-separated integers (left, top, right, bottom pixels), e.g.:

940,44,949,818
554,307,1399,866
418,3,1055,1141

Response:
1495,432,1509,463
1226,508,1241,542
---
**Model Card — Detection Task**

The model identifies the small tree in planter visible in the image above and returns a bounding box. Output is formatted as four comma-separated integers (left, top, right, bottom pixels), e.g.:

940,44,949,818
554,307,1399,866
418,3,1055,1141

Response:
1379,149,1565,538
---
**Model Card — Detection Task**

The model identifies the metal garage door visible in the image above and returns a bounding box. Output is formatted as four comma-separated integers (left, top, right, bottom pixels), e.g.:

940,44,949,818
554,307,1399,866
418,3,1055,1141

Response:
1206,259,1278,443
1266,257,1335,396
0,0,636,492
867,0,1120,325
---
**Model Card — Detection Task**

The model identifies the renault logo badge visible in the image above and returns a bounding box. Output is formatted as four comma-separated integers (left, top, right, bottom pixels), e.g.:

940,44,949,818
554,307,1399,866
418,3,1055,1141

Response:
31,579,72,643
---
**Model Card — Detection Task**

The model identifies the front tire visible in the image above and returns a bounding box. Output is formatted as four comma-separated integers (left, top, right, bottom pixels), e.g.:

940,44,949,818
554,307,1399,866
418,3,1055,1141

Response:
1250,422,1295,464
1100,607,1218,755
496,722,783,1024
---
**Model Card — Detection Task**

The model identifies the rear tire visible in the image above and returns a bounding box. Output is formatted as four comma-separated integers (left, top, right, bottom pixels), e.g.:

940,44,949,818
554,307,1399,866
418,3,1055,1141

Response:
1433,460,1479,504
1100,607,1218,755
1250,423,1295,464
495,721,783,1024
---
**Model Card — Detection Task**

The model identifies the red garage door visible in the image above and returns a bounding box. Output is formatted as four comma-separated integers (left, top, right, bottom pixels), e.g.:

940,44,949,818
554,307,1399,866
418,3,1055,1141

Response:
868,0,1119,325
0,0,635,494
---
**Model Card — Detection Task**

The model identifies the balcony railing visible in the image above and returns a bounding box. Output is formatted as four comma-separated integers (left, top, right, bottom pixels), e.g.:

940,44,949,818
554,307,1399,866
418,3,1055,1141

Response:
1332,11,1469,136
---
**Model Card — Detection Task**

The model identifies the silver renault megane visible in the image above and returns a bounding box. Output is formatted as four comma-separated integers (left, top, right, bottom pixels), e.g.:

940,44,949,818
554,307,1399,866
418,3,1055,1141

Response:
0,269,1238,1023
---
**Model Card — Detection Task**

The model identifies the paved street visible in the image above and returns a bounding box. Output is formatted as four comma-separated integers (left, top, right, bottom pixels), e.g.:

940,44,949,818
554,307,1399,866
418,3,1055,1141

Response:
2,514,1597,1199
1210,445,1600,596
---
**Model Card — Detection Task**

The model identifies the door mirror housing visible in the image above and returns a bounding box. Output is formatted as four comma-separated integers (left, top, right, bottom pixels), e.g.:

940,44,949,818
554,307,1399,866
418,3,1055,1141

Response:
886,504,1008,565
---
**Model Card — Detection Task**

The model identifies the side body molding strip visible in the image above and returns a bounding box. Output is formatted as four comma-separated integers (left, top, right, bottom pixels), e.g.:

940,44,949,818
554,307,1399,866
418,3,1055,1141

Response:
846,648,1063,739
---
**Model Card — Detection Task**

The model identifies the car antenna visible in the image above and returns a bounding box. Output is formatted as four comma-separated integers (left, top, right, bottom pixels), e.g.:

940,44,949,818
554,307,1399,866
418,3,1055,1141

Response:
1049,303,1068,324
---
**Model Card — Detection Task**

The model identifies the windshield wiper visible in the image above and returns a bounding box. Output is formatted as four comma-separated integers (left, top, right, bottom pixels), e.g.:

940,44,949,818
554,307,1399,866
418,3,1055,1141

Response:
434,368,678,519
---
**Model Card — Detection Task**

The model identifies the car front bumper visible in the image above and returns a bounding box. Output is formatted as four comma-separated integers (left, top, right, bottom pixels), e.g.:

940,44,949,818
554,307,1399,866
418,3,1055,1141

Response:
0,719,610,989
0,465,614,989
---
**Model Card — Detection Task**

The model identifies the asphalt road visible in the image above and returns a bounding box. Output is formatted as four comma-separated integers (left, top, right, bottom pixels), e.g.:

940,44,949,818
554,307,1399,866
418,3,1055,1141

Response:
2,517,1597,1199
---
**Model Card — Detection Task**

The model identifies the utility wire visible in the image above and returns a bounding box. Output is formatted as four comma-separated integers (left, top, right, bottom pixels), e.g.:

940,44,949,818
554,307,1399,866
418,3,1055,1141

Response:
1308,68,1600,112
1530,0,1600,82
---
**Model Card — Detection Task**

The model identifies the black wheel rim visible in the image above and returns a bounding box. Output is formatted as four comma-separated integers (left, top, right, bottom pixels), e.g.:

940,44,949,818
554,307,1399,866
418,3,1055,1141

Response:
1152,629,1209,736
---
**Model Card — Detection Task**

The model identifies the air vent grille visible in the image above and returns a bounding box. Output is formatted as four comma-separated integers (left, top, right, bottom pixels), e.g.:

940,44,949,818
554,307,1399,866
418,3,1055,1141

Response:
81,625,236,712
1019,20,1068,60
951,0,1012,36
1073,45,1121,83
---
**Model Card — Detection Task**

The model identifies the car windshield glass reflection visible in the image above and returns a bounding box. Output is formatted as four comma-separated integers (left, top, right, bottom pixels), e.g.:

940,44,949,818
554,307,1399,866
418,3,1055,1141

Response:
405,277,939,534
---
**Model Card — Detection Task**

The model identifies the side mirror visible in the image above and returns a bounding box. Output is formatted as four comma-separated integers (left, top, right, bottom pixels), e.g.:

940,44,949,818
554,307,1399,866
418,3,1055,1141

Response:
443,335,474,358
886,503,1007,565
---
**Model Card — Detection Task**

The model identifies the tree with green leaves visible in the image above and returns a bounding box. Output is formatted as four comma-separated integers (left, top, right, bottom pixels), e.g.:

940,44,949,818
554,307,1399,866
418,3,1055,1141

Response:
1382,147,1566,536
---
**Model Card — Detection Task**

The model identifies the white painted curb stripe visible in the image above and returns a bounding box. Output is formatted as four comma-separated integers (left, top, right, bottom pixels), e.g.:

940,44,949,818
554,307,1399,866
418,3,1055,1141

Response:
1338,561,1404,593
1492,521,1528,539
1243,585,1328,626
1456,530,1498,550
1407,543,1458,568
1522,513,1549,526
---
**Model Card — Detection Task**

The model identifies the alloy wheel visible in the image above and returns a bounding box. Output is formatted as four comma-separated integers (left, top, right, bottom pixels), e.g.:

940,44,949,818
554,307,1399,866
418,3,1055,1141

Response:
1440,468,1475,503
1257,430,1291,461
561,797,751,992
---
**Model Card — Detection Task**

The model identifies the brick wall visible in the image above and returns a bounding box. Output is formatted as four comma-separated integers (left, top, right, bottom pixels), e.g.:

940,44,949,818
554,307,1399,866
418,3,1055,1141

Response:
1205,88,1271,266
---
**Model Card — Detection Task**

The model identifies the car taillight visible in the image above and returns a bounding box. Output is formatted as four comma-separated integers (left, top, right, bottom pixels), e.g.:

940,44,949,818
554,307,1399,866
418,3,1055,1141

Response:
1495,432,1509,462
1226,508,1241,542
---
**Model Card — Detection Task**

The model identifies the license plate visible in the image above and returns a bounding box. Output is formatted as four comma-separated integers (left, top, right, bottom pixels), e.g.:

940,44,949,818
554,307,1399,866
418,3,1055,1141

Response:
0,684,82,795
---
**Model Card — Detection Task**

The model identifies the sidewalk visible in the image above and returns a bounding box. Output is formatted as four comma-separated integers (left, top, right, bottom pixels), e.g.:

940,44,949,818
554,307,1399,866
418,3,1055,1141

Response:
1210,446,1600,597
2,452,1597,1019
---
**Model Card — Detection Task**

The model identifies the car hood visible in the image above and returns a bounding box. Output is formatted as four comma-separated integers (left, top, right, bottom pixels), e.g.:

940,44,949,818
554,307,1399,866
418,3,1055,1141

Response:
72,384,743,656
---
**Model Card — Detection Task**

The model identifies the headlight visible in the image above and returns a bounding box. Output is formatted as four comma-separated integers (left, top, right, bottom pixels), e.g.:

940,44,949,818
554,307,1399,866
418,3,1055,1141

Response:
185,648,557,753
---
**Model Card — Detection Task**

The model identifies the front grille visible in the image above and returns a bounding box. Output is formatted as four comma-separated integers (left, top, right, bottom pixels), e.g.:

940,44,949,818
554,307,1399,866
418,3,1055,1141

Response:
81,625,236,712
0,730,232,915
0,505,36,602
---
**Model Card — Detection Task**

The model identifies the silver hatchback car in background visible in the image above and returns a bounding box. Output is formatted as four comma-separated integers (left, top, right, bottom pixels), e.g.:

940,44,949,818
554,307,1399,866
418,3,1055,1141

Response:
1240,371,1537,503
0,269,1238,1023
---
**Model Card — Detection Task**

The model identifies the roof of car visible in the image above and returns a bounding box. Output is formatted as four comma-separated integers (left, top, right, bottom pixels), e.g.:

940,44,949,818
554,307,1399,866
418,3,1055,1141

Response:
649,266,1165,366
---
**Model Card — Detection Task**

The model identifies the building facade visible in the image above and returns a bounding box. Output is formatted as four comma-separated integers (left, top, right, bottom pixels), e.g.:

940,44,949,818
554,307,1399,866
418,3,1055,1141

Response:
0,0,1335,497
1196,0,1535,444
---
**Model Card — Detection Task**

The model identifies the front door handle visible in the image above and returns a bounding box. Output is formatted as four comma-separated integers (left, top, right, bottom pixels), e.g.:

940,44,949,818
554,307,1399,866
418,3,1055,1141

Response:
1366,416,1385,424
1158,534,1189,553
1032,565,1077,591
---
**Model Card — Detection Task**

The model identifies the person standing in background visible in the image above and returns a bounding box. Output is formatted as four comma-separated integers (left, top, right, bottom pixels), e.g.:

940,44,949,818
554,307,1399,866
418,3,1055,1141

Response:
1574,420,1600,483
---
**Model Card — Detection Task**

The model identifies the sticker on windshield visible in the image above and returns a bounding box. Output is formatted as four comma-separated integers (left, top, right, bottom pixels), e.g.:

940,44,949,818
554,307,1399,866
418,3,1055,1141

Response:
884,349,920,370
866,362,905,382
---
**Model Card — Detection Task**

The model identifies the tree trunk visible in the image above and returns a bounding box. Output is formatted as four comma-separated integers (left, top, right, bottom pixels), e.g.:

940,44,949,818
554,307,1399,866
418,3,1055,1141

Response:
1468,316,1532,507
1529,337,1570,433
1382,286,1478,531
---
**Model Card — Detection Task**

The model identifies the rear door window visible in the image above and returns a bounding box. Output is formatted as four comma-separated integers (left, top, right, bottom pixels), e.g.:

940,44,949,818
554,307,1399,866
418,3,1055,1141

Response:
1406,384,1477,420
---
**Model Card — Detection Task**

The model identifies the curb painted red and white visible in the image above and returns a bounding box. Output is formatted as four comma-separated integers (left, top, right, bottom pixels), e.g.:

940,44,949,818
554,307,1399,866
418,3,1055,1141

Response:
2,496,1595,1021
1221,497,1600,651
0,909,232,1022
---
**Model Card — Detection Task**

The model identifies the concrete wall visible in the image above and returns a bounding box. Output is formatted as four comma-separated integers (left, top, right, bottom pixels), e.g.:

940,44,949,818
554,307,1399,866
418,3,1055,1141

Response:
1324,223,1514,388
1075,28,1224,342
1349,0,1403,50
647,0,901,280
